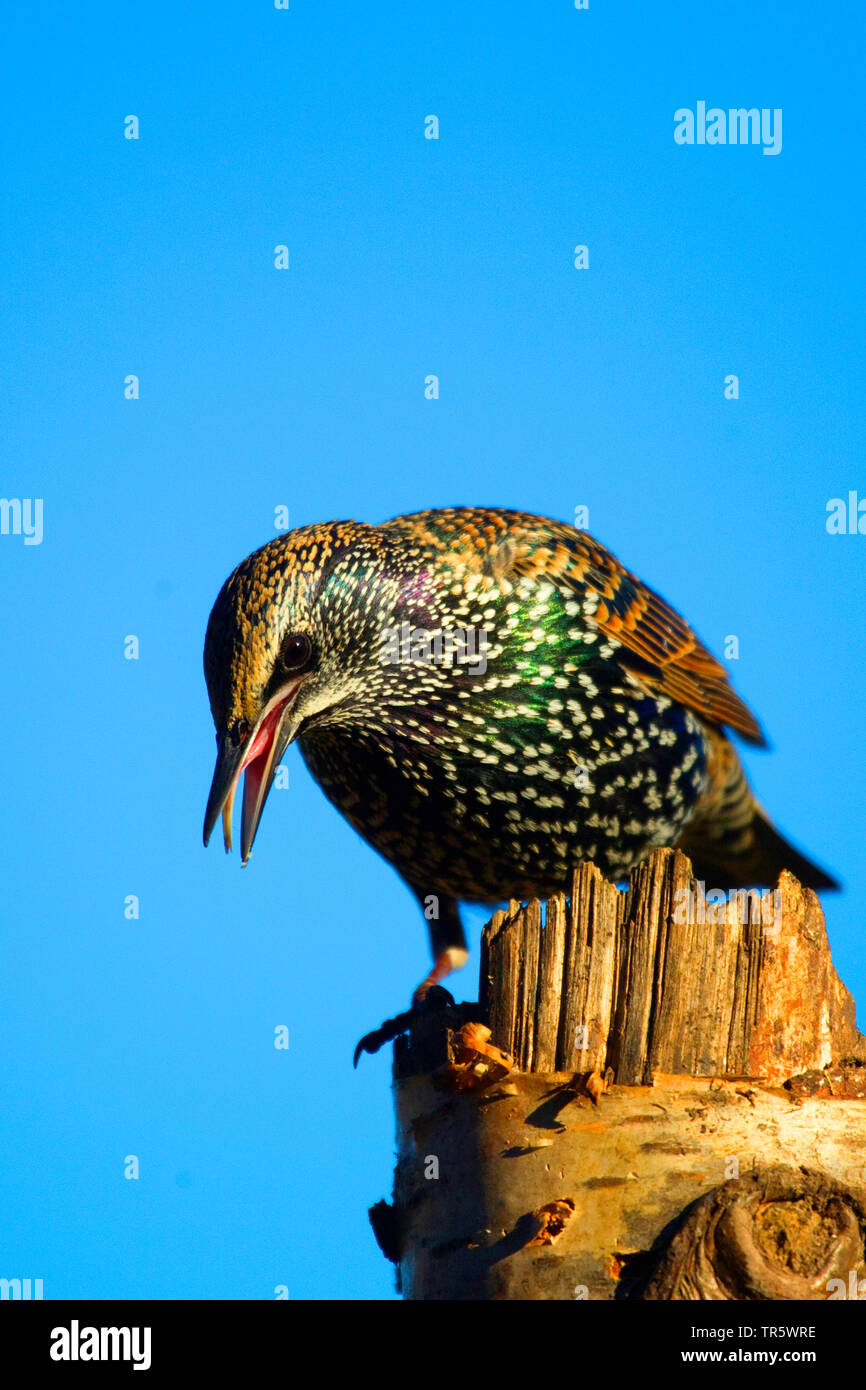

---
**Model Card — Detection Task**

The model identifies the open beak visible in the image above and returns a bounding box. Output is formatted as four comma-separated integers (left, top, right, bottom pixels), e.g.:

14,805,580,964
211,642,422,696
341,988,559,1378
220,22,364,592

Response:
203,682,302,865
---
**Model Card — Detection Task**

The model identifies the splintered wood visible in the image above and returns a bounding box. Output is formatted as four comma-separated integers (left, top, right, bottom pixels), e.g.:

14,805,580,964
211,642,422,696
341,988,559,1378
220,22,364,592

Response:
433,1022,513,1092
480,847,862,1085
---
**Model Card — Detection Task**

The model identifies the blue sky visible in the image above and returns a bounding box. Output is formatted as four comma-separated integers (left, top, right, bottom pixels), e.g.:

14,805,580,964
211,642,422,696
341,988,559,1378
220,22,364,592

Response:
1,1,863,1300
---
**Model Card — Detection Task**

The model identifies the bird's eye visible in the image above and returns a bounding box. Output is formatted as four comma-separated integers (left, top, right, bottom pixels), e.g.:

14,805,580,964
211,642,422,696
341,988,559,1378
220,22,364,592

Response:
229,718,250,748
278,631,314,673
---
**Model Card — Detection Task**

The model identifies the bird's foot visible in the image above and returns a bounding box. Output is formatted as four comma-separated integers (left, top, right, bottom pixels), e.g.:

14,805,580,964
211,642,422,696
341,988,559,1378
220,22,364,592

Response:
353,985,456,1067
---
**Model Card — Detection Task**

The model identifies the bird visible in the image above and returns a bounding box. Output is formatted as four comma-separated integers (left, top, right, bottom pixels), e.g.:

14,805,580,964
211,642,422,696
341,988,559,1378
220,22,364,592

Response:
202,506,836,1002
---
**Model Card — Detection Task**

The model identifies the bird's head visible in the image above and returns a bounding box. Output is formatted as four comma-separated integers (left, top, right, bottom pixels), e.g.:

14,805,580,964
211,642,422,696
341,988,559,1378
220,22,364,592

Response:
202,519,403,863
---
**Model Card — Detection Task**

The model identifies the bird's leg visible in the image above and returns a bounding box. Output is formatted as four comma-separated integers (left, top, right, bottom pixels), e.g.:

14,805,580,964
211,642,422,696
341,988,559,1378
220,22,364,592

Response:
413,948,469,1004
412,893,468,1005
352,894,468,1066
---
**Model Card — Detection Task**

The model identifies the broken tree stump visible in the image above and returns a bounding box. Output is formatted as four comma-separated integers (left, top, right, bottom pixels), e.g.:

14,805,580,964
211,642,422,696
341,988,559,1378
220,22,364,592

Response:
375,848,866,1300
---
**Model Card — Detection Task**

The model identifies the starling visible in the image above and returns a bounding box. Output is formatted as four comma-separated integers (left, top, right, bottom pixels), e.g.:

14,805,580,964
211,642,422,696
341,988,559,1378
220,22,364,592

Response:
202,507,836,1000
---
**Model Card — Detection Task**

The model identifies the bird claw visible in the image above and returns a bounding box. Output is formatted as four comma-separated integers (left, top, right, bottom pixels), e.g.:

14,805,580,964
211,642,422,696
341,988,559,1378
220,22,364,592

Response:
353,986,456,1067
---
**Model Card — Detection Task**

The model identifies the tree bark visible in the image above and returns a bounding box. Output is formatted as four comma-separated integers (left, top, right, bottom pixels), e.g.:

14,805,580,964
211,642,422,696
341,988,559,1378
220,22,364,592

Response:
373,849,866,1300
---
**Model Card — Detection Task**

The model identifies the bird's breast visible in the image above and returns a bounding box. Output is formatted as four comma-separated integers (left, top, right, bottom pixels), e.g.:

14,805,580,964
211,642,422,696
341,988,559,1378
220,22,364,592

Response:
296,668,710,902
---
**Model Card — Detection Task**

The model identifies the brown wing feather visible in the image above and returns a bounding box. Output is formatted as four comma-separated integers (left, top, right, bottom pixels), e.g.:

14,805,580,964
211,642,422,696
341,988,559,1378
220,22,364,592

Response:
386,507,767,747
517,521,766,747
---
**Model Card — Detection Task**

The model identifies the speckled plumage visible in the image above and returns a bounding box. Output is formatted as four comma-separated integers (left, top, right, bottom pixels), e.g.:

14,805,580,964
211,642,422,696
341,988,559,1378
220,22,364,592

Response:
203,507,835,994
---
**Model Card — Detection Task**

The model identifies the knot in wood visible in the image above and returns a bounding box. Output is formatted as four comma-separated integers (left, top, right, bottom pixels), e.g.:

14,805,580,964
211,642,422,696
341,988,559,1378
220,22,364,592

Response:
640,1165,866,1300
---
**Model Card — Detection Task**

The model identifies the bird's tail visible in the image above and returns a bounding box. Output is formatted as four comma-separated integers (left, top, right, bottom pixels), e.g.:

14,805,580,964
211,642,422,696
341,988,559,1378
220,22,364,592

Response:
676,732,839,892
